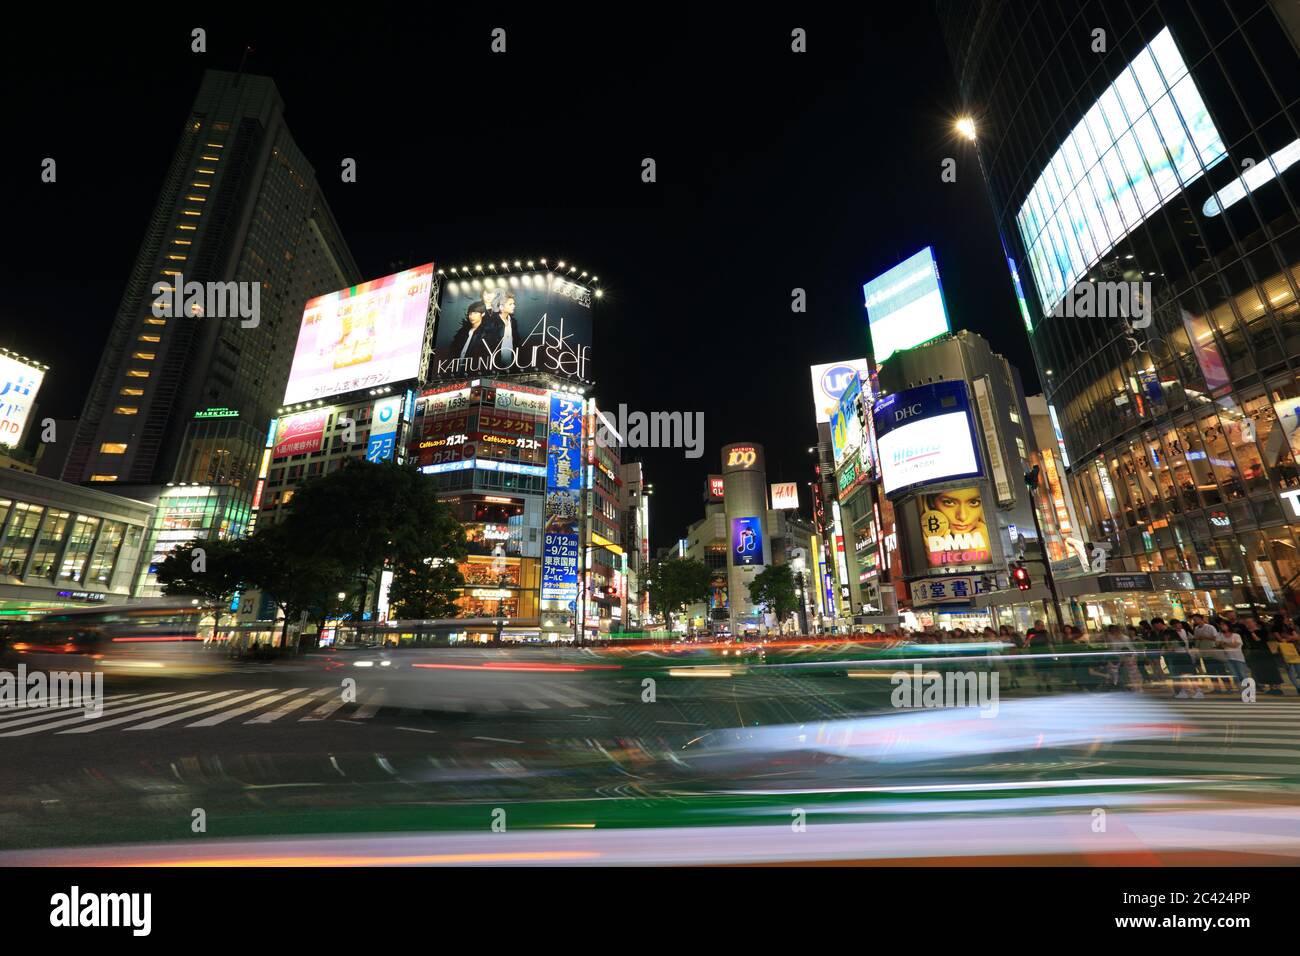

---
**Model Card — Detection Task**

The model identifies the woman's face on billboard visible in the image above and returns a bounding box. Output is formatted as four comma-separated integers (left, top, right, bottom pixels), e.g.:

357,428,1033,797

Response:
933,489,982,533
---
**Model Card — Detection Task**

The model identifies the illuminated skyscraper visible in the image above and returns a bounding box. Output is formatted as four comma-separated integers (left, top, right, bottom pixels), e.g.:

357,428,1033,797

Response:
64,69,359,506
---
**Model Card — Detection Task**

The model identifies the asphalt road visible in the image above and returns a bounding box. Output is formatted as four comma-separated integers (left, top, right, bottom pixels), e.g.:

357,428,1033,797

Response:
2,648,1298,863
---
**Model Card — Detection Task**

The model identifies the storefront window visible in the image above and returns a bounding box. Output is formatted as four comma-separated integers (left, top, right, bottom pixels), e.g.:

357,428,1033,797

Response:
58,515,102,582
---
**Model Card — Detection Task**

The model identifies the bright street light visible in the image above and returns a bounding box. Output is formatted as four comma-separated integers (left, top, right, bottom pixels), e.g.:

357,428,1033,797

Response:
955,116,977,141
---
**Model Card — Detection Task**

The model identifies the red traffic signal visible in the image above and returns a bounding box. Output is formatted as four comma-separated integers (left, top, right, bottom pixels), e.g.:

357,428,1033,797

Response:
1012,565,1031,590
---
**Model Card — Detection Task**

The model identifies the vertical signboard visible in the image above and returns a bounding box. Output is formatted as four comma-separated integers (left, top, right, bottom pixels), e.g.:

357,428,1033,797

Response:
542,394,583,603
366,395,403,463
972,376,1014,505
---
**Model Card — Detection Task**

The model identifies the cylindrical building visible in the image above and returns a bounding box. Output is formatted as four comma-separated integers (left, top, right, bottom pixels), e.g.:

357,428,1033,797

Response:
721,441,770,634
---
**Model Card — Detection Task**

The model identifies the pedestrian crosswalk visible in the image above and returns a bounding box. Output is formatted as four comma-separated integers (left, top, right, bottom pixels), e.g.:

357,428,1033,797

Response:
0,683,620,737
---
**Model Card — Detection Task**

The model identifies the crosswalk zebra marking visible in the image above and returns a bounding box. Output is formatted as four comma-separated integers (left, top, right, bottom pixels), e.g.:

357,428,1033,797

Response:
128,689,281,730
0,693,169,731
57,691,242,735
0,692,208,737
352,690,386,719
301,694,350,721
187,689,309,728
244,687,333,724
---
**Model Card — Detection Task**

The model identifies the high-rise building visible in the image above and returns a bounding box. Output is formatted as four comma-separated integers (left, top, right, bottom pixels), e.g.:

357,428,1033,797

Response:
64,70,360,508
618,461,652,628
943,0,1300,620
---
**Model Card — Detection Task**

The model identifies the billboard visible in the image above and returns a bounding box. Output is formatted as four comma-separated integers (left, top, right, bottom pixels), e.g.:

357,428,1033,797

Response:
541,394,583,604
0,352,45,447
272,409,329,459
283,263,434,405
873,381,983,496
433,272,593,384
1015,28,1227,319
366,396,402,463
770,482,799,510
731,516,765,567
707,475,725,501
830,372,864,468
918,487,993,568
863,246,950,364
809,359,870,424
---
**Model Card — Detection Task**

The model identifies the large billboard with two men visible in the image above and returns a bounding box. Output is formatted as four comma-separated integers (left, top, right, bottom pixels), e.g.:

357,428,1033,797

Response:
434,271,594,385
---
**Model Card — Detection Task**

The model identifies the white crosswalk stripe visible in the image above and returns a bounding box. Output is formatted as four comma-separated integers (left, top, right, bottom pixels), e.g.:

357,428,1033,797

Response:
0,692,208,737
0,693,166,731
244,687,333,724
128,690,280,730
189,689,308,727
58,691,243,735
352,689,386,719
301,694,350,721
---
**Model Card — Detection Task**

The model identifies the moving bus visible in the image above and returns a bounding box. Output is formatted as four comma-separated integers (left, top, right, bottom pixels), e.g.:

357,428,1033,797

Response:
1,602,225,676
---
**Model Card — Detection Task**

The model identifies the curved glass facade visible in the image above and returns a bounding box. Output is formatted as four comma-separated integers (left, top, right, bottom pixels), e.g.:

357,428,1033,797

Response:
943,0,1300,608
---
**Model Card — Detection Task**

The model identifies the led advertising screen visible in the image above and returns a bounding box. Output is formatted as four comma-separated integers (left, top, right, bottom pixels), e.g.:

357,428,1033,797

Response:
1014,27,1227,319
873,381,983,496
862,247,950,364
809,359,870,424
830,372,864,468
434,272,593,384
918,486,993,568
283,263,434,405
731,516,764,567
0,352,46,447
272,409,329,459
542,394,583,604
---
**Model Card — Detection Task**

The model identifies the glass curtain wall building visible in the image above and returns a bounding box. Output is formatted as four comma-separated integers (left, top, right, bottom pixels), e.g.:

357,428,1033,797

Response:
942,0,1300,613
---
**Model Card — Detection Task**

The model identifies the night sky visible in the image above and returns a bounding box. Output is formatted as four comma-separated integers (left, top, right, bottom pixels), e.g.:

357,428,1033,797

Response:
2,9,1034,549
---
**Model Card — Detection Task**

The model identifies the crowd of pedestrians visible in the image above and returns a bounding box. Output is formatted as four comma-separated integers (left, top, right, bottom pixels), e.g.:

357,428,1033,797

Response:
857,609,1300,696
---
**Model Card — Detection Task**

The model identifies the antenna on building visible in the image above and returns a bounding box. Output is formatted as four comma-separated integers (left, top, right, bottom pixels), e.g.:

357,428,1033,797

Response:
237,44,254,74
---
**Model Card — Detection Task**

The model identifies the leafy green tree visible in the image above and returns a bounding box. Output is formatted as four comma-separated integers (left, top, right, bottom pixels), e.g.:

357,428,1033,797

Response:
644,557,712,631
277,459,467,620
747,563,800,623
238,521,354,647
387,558,465,620
155,537,245,614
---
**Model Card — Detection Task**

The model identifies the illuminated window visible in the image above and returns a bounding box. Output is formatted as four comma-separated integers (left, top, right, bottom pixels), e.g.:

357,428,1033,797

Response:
144,318,166,326
120,387,144,396
161,269,181,277
171,239,191,246
182,210,201,217
201,155,220,162
113,407,139,415
126,370,149,378
138,334,161,343
89,475,118,482
177,224,197,231
185,195,206,203
132,352,156,360
190,182,210,188
205,143,224,148
165,254,187,261
100,443,128,454
1015,26,1227,320
196,168,216,174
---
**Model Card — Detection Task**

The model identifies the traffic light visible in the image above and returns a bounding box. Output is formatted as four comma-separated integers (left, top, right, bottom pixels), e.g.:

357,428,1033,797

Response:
1012,565,1031,590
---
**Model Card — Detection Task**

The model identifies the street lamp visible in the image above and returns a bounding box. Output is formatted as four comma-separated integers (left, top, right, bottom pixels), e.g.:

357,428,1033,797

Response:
955,116,977,141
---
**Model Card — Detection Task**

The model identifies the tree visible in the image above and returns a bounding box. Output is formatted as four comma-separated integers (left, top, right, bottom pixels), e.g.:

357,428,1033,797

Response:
155,537,245,615
277,459,467,621
238,520,353,647
747,563,800,624
387,558,465,620
644,557,711,632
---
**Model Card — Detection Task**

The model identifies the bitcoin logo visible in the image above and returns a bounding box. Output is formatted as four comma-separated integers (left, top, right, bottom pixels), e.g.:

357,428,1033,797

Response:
920,510,950,537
